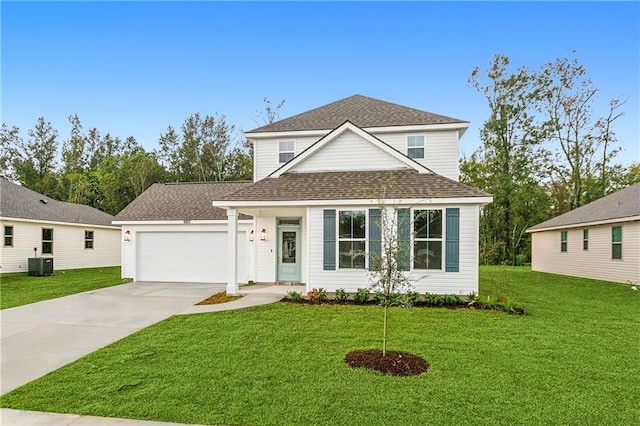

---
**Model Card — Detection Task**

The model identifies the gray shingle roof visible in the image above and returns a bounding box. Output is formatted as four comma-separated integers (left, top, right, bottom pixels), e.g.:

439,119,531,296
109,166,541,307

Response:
115,181,253,221
528,183,640,231
248,94,467,133
0,178,117,227
219,170,490,202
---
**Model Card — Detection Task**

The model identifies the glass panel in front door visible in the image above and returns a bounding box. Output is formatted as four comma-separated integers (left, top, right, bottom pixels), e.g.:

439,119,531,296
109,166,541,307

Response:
282,231,296,263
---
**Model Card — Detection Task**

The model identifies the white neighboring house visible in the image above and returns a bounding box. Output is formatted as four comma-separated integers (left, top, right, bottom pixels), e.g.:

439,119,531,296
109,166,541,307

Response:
0,178,121,273
117,95,493,294
527,183,640,284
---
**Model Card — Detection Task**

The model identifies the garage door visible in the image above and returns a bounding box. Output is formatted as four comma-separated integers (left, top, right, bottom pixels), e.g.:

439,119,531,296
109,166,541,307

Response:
137,232,245,283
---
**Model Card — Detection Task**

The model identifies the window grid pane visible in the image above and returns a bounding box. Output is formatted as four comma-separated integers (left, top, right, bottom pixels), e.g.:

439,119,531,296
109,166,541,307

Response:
338,210,366,269
583,229,588,250
413,209,443,270
408,148,424,159
42,228,53,254
612,227,622,243
4,226,13,247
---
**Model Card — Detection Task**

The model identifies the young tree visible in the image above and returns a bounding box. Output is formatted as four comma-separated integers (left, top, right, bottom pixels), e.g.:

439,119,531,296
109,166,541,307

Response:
367,203,415,356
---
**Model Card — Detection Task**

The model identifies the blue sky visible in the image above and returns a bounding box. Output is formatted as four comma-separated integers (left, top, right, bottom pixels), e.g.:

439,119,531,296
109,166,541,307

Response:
2,1,639,164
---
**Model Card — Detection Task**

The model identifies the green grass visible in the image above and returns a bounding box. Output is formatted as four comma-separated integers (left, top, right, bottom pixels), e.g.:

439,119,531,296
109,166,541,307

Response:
1,267,131,309
2,266,639,425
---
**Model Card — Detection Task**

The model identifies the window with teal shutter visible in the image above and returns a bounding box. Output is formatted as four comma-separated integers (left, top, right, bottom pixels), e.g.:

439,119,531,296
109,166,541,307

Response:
368,209,381,270
445,208,460,272
323,210,336,270
397,208,410,271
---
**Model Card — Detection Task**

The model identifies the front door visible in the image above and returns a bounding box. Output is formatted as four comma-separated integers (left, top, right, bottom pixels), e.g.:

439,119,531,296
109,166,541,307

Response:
277,225,301,282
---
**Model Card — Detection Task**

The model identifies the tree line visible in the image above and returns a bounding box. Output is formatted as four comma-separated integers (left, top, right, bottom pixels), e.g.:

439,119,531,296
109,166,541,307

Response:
1,99,285,216
462,53,639,265
2,55,638,265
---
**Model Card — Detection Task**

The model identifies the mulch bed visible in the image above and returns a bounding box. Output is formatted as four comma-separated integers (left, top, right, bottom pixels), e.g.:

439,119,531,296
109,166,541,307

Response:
345,349,429,376
196,291,243,305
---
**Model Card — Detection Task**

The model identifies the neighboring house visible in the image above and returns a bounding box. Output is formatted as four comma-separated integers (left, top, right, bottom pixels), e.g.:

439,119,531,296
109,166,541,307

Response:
116,95,492,294
0,178,121,273
527,183,640,283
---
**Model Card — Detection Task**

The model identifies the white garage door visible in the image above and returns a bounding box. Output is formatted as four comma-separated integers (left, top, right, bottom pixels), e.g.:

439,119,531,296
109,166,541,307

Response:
137,232,245,283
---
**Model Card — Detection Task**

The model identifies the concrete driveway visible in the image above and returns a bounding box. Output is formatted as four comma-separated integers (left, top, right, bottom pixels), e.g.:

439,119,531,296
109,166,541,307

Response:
0,281,225,395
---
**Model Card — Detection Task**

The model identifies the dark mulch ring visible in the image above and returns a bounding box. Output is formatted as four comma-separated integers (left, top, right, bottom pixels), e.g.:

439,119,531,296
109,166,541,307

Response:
345,349,429,376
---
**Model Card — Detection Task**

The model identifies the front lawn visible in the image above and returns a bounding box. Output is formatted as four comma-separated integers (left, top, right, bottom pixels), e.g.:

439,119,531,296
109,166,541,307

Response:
2,267,638,424
0,266,131,309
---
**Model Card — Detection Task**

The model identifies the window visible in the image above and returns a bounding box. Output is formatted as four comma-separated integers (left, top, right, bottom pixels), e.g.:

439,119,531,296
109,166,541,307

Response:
413,209,442,270
407,135,425,159
338,210,366,269
278,141,295,163
612,226,622,259
583,229,588,251
42,228,53,254
560,231,567,252
4,226,13,247
85,230,94,249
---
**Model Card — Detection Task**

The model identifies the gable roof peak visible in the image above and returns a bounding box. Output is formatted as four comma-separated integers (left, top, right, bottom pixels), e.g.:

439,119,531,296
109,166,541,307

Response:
248,94,468,134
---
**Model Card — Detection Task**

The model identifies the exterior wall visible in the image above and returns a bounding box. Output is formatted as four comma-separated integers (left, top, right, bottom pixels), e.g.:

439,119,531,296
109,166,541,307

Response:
0,219,121,273
306,203,480,294
374,130,459,181
253,135,320,181
120,222,252,283
531,220,640,283
252,129,460,181
252,208,308,284
293,130,405,173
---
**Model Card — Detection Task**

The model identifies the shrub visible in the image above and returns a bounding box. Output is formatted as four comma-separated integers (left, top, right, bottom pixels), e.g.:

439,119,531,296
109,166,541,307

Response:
373,292,386,305
404,291,421,306
353,288,370,304
316,288,328,303
287,291,303,302
335,288,349,302
423,293,444,306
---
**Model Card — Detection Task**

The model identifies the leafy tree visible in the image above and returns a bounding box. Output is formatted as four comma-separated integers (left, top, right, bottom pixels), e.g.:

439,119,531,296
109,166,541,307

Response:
7,118,61,198
467,54,552,265
0,123,21,179
540,54,626,210
158,113,235,182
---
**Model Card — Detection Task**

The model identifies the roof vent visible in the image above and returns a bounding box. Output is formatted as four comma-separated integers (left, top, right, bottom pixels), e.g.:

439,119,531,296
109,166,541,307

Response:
40,199,48,204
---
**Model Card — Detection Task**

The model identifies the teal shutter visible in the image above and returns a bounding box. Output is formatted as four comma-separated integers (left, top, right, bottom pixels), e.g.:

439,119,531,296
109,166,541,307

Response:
368,209,381,269
397,208,410,271
323,210,336,270
445,208,460,272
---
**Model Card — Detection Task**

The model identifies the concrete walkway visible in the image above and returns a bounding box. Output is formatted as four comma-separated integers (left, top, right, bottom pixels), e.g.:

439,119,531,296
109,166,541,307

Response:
1,281,304,425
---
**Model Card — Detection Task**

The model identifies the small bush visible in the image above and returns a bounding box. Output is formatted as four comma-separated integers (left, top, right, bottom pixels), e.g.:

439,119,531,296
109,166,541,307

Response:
423,293,443,306
316,288,328,303
354,288,370,304
404,291,421,306
335,288,349,302
287,291,303,302
373,292,386,305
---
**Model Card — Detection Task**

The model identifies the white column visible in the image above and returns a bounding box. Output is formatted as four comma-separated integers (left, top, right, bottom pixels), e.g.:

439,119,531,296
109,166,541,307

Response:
227,208,239,295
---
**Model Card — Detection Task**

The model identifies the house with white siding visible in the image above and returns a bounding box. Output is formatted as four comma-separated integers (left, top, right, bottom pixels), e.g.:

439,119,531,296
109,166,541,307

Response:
527,183,640,284
0,178,121,273
115,95,492,294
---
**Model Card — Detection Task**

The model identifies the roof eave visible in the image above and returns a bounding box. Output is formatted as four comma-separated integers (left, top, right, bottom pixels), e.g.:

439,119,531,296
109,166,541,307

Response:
526,215,640,233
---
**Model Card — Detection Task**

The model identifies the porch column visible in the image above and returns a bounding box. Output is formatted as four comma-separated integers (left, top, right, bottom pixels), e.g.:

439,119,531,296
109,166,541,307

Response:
227,208,239,295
